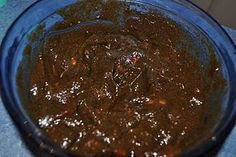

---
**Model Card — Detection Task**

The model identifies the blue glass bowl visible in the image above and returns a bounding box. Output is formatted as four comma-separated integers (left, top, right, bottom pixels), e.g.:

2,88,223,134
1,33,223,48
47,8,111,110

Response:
1,0,236,156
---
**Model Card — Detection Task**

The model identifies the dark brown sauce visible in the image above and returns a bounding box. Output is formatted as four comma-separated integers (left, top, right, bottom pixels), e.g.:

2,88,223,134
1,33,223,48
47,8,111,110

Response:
18,1,226,157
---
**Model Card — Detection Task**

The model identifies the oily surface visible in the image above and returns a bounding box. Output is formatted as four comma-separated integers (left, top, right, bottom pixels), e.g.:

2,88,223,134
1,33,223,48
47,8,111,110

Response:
19,1,226,157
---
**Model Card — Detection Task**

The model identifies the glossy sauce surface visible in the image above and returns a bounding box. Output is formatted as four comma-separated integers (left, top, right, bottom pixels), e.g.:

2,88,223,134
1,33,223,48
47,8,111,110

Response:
19,1,225,157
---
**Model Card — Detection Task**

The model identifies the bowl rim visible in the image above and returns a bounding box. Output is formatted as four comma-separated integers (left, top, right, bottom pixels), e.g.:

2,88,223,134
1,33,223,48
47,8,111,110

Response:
1,0,236,157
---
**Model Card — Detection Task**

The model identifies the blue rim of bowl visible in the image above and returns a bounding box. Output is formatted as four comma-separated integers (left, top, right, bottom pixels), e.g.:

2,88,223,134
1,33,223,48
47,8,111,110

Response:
0,0,236,156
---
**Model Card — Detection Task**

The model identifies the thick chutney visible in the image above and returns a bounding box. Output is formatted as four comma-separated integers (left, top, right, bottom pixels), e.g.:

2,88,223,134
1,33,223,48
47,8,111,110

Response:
18,1,226,157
